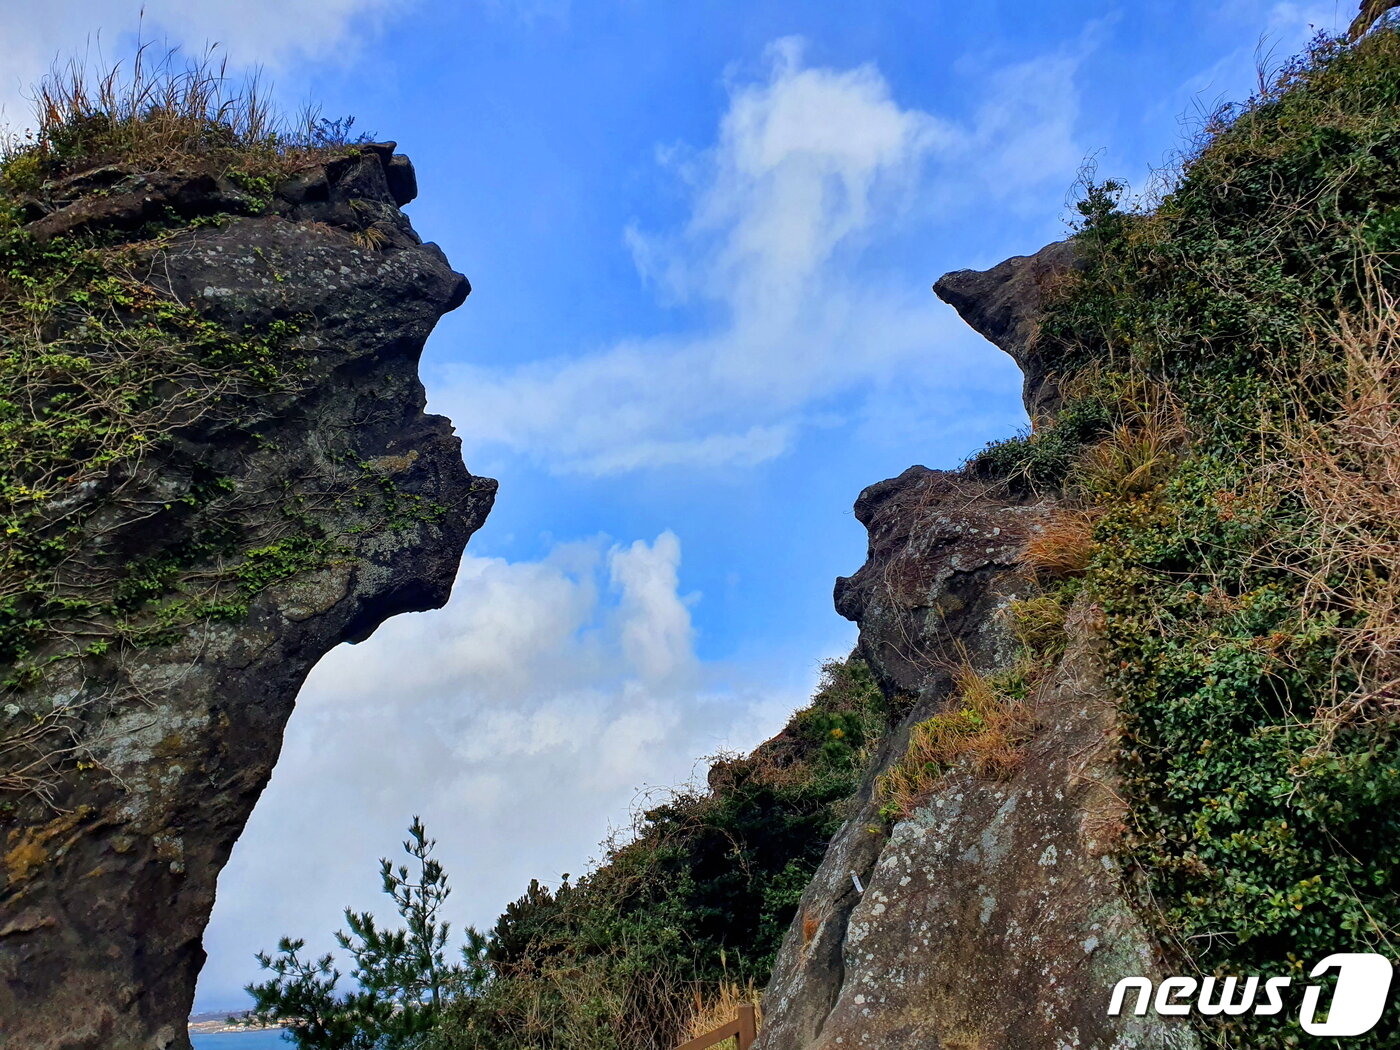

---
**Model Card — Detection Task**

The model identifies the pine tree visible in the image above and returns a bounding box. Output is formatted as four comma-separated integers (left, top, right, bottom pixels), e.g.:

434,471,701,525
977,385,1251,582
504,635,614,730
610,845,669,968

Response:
246,818,483,1049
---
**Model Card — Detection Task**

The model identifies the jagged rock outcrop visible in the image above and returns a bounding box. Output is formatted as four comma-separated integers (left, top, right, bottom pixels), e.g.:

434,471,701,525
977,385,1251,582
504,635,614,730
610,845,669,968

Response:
0,145,494,1048
934,239,1080,423
756,246,1195,1050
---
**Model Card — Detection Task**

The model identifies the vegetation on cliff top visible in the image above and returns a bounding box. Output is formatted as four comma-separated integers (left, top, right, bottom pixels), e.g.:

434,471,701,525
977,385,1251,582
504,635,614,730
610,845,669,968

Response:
975,27,1400,1049
1,44,358,193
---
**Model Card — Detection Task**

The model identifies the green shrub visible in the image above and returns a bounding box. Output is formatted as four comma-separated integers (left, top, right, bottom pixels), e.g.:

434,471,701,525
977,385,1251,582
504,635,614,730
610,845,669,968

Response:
968,393,1112,493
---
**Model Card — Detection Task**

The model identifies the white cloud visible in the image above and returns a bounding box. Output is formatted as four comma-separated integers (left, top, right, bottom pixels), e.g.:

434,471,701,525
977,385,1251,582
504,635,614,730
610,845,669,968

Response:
433,37,1081,476
197,532,806,1009
675,37,956,307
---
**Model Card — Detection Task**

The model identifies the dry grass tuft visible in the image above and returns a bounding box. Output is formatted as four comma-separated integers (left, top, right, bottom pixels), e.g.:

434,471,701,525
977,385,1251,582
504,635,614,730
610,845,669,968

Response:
684,980,762,1049
1071,416,1181,501
878,661,1036,820
1047,365,1185,503
1,40,362,188
1006,593,1069,656
1271,274,1400,725
351,225,391,251
1021,509,1097,578
34,44,271,156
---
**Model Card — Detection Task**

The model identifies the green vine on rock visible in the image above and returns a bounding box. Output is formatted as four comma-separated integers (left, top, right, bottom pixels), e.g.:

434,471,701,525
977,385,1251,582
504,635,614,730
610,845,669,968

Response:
0,49,394,810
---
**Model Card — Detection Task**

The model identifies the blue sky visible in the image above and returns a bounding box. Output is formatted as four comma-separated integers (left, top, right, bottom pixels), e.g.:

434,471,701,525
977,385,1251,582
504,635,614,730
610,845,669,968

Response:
2,0,1347,1011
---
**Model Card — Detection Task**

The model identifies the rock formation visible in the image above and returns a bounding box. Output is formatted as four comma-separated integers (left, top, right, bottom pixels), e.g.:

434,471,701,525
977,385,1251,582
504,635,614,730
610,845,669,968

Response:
934,239,1080,424
755,246,1196,1050
0,145,494,1048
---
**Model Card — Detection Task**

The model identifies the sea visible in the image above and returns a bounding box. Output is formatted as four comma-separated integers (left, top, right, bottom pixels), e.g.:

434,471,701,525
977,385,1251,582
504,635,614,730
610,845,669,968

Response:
190,1030,290,1048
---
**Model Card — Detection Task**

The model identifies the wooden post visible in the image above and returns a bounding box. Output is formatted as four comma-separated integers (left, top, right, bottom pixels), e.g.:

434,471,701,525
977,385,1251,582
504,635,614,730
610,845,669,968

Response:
737,1003,757,1050
671,1004,758,1050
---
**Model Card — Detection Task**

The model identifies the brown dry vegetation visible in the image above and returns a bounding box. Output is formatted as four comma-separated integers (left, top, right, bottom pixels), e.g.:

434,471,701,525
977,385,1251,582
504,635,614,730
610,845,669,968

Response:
1,42,361,194
1270,274,1400,729
1021,509,1097,578
878,660,1036,820
682,980,763,1049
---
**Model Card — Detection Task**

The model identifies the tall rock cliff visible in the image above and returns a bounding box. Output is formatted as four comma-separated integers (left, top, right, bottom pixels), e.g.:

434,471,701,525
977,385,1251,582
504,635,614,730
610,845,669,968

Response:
755,248,1195,1050
0,144,494,1048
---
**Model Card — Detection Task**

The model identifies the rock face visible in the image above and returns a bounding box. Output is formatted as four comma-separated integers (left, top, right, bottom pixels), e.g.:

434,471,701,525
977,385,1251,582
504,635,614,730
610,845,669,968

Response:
934,239,1080,424
756,246,1196,1050
0,146,494,1048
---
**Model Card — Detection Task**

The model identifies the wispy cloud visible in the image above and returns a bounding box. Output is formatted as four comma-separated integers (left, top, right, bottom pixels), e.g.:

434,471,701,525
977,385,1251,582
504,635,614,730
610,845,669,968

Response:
1178,1,1347,108
433,37,1084,475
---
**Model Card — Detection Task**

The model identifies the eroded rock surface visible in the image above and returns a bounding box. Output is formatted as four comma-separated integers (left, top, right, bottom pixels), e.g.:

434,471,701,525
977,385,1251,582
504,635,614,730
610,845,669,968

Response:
934,239,1080,423
0,147,494,1049
757,251,1195,1050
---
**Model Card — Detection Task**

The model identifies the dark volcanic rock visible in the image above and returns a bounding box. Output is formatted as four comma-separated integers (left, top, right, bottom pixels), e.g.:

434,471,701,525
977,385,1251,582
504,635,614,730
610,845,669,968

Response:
0,149,494,1049
834,467,1038,695
934,239,1080,421
23,169,253,242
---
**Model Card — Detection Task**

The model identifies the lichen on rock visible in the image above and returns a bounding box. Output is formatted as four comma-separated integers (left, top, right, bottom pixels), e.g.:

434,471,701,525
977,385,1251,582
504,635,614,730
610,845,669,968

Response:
756,446,1196,1049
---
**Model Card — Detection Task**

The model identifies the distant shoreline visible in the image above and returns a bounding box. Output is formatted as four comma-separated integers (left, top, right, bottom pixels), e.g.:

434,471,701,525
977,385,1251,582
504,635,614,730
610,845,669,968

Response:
188,1017,285,1035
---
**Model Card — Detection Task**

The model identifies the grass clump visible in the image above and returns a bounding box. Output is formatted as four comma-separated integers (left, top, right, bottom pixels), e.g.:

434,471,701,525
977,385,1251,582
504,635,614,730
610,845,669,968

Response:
1,42,365,193
1021,509,1097,579
682,979,762,1050
877,660,1036,821
968,391,1113,493
1007,593,1069,658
